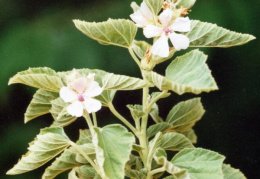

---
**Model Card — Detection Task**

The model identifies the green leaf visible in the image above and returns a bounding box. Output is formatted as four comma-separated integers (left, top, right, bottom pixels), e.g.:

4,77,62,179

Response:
144,50,218,95
165,50,218,95
60,68,148,91
42,130,94,179
96,90,116,107
176,0,196,9
42,147,81,179
182,129,198,144
101,72,148,90
76,165,97,178
222,164,246,179
159,132,194,151
68,169,79,179
50,98,77,127
9,67,63,92
154,148,189,178
171,148,225,179
147,122,171,138
93,124,135,179
144,0,164,15
150,103,164,123
6,127,70,175
166,98,205,132
127,104,144,121
25,89,58,123
73,19,137,48
187,20,256,48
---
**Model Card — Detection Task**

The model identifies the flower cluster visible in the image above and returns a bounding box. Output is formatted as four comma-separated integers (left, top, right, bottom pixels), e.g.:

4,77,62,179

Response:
60,72,103,117
130,1,191,57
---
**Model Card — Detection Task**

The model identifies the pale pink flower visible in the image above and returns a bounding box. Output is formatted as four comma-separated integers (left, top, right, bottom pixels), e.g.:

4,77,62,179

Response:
144,9,191,57
60,73,103,117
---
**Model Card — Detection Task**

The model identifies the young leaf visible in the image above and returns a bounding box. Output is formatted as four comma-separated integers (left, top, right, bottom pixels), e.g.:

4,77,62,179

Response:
96,90,116,107
147,122,171,138
6,127,70,175
50,98,77,127
8,67,63,92
187,20,256,48
73,19,137,48
75,165,97,178
159,132,194,151
176,0,196,9
222,164,246,179
144,0,164,15
68,169,79,179
165,50,218,95
93,124,135,179
171,148,225,179
166,98,205,132
154,148,188,177
182,129,198,144
25,89,58,123
127,104,144,121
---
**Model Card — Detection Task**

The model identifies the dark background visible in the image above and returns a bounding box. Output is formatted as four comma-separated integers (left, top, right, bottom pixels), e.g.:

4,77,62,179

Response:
0,0,259,178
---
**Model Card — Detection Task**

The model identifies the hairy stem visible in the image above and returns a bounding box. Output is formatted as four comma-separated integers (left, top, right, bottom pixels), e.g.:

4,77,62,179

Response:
147,90,168,113
129,48,141,67
92,112,98,127
69,141,100,175
108,102,138,136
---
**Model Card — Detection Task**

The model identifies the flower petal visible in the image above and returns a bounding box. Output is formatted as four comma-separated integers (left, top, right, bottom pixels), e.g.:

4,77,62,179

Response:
140,2,154,21
130,11,150,27
143,25,163,38
130,2,153,27
69,77,88,94
151,35,170,57
171,17,191,32
67,101,84,117
60,87,77,103
84,98,102,113
159,9,174,27
84,81,103,97
169,32,190,51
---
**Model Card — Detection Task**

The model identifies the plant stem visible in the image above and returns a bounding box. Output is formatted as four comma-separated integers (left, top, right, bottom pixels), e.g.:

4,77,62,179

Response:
129,48,141,67
149,166,166,176
139,86,150,172
108,102,138,136
92,112,98,127
84,113,94,128
147,90,168,113
69,141,100,175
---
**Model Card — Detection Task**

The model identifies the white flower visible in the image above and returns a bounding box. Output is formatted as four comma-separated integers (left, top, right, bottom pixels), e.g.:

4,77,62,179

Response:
130,2,154,28
143,9,191,57
60,73,103,117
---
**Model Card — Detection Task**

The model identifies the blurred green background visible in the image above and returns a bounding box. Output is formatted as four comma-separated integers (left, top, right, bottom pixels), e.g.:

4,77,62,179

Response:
0,0,259,178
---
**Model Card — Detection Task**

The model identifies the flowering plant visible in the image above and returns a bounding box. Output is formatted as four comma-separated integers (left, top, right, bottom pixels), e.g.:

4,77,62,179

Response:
7,0,255,178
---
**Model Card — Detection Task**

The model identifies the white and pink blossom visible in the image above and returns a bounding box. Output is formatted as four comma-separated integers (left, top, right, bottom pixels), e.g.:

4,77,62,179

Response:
60,73,103,117
144,9,191,57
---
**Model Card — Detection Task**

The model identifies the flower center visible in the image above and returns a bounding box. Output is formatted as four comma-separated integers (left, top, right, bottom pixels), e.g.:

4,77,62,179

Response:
164,27,173,36
78,94,85,102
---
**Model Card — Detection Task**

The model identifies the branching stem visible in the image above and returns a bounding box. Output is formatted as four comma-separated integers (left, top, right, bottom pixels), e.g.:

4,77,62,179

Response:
108,102,138,136
69,141,100,175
